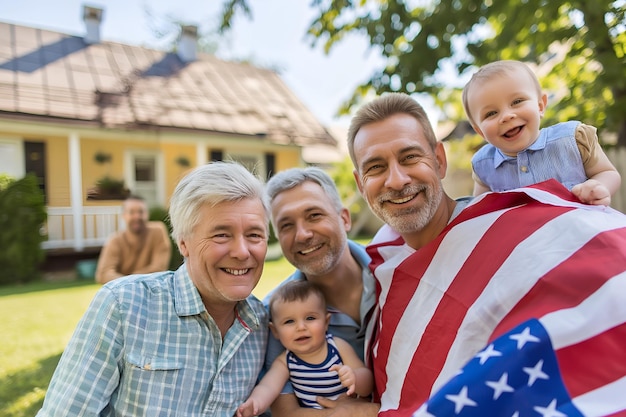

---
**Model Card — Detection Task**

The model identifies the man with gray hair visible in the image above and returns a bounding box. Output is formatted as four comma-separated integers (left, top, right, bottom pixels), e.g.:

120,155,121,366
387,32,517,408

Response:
38,161,270,417
262,167,378,416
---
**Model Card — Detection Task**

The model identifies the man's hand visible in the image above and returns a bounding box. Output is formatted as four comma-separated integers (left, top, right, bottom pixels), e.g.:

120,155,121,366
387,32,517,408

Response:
236,398,260,417
316,395,380,417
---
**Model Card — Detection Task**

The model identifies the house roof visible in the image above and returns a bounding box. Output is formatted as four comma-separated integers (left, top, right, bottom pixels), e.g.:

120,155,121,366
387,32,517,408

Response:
0,20,336,147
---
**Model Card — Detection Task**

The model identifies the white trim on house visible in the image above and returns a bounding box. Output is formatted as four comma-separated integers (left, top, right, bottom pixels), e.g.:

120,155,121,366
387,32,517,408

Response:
0,137,25,178
196,142,207,166
43,206,123,250
69,132,85,251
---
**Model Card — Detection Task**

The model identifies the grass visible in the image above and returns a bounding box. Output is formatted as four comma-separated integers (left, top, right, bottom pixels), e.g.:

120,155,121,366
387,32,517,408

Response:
0,256,295,417
0,280,98,416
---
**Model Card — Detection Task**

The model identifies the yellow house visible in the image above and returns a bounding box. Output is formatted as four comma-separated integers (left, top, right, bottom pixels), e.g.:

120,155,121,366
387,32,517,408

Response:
0,6,336,252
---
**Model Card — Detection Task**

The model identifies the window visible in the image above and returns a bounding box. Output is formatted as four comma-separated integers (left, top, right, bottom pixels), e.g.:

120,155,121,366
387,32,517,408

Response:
134,156,155,182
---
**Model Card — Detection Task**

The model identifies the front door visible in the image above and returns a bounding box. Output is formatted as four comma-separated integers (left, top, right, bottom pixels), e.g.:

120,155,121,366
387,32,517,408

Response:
24,141,47,202
125,152,162,208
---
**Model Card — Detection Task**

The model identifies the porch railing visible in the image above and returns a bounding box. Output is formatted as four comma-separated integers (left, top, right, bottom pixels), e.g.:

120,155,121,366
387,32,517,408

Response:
43,206,123,251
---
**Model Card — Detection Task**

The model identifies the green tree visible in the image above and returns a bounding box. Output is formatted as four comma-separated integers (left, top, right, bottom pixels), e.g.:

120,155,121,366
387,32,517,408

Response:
0,174,47,284
219,0,626,147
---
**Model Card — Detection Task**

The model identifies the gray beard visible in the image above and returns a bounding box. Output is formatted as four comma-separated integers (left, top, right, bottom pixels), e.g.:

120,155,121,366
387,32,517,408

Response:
297,232,348,278
370,183,442,235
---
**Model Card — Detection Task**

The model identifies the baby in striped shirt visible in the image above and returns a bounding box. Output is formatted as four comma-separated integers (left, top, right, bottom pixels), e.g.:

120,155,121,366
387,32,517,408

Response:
237,280,373,416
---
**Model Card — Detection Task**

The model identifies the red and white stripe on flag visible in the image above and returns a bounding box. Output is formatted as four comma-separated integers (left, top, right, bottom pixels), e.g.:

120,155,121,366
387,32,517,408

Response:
366,180,626,416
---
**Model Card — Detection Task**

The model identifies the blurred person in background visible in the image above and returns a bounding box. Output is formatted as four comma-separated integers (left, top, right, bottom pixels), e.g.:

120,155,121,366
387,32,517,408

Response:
95,195,171,283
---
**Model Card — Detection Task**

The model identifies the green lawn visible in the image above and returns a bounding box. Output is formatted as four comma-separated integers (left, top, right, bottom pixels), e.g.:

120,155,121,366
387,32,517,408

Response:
0,257,295,417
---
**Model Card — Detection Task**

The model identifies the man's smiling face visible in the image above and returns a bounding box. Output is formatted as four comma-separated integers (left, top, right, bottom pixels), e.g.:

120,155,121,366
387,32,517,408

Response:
271,181,350,277
353,113,446,236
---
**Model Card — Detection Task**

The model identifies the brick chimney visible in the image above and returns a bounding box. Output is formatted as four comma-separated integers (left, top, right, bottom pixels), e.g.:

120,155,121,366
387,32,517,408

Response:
83,5,104,44
177,25,198,63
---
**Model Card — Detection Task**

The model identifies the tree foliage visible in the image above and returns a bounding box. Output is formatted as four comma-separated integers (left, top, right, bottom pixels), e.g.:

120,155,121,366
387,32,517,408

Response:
220,0,626,147
0,174,47,285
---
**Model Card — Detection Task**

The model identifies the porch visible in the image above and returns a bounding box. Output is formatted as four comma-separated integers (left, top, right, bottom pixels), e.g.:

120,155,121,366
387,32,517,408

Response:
43,205,123,251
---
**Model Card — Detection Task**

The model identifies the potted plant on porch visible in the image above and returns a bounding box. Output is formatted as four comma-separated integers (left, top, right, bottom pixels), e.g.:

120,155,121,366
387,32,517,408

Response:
87,151,131,200
87,176,130,200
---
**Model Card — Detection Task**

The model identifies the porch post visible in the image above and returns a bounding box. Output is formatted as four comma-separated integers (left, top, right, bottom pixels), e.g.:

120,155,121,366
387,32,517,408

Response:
69,132,84,251
196,142,207,166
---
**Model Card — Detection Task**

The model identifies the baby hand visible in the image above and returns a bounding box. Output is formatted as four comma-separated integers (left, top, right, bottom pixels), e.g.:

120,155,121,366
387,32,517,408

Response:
330,364,356,396
572,180,611,206
236,399,259,417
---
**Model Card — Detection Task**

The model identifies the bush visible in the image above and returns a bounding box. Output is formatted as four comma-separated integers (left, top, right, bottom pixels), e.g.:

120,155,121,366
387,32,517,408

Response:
149,206,184,271
0,173,14,191
0,174,47,285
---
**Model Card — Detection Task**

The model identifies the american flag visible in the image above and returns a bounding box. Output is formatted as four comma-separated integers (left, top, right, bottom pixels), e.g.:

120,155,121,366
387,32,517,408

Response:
365,180,626,417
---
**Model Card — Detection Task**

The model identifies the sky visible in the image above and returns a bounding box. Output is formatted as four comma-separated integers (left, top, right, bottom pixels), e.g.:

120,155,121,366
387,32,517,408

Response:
1,0,399,129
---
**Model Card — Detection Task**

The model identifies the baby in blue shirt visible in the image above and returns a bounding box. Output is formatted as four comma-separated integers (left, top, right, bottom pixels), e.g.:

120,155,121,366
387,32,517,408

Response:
462,59,620,205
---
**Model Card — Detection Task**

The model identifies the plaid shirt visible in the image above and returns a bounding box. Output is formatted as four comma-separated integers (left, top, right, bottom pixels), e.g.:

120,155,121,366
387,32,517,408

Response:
37,263,268,417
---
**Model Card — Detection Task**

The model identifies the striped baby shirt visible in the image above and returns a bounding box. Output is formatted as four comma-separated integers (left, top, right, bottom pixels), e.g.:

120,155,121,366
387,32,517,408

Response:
286,333,348,408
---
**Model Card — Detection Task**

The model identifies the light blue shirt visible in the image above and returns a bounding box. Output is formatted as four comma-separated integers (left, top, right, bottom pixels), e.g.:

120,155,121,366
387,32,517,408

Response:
472,121,588,192
263,240,376,395
37,263,268,417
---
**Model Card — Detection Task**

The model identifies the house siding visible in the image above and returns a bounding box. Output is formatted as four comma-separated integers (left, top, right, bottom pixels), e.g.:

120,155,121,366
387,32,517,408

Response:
45,135,71,206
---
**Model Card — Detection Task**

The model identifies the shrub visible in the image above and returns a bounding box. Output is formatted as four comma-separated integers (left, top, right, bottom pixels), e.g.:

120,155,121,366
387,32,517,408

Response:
0,173,14,191
0,174,47,284
149,206,184,271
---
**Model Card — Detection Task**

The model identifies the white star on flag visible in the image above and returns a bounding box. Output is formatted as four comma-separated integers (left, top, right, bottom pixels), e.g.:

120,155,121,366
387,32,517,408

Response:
476,344,502,365
509,326,540,349
485,372,514,400
533,399,567,417
445,386,477,414
523,359,549,386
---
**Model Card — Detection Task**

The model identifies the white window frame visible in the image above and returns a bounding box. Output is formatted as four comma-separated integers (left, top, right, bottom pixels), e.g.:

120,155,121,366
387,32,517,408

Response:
0,137,25,178
124,150,165,207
